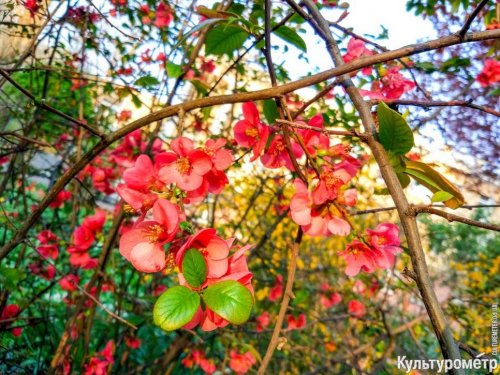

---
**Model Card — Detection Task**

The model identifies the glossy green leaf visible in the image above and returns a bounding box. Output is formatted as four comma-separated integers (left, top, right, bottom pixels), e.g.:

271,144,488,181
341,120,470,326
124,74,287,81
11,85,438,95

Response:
404,160,465,209
377,102,414,155
263,99,279,124
153,286,200,331
205,25,249,56
182,249,207,288
202,280,253,325
431,191,454,203
166,62,183,78
135,75,160,88
274,25,307,52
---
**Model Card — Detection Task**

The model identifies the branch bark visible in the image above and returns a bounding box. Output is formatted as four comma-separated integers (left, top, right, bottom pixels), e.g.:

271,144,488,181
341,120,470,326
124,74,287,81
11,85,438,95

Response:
0,29,498,264
300,1,464,372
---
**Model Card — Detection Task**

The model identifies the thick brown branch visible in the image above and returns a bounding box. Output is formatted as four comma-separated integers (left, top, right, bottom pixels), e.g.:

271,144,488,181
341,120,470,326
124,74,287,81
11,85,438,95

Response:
0,29,498,262
300,0,465,371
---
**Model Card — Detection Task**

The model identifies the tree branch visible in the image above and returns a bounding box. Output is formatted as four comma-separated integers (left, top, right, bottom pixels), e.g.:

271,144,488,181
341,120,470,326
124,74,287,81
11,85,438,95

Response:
300,0,464,371
410,205,500,232
0,29,498,262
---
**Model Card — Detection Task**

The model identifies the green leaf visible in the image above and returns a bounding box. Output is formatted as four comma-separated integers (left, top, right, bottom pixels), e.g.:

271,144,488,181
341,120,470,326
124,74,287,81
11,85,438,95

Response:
431,191,454,203
397,172,411,188
205,25,249,56
377,102,414,155
190,79,209,95
387,152,406,173
182,249,207,288
0,266,26,291
171,18,226,51
404,160,465,209
202,280,253,325
166,62,183,78
135,75,160,88
153,286,200,331
273,25,307,52
263,99,279,124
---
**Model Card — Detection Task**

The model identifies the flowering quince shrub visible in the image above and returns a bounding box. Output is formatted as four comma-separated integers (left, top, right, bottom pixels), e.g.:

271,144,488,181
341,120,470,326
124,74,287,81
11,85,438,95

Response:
114,136,255,332
1,1,499,374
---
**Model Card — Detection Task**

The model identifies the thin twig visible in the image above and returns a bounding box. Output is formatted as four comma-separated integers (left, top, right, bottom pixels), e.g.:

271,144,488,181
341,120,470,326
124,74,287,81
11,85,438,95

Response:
458,0,491,38
0,70,104,137
410,205,500,232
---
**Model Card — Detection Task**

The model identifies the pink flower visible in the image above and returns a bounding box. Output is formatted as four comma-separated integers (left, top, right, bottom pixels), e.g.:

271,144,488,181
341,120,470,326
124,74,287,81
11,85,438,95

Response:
157,137,212,192
182,349,216,374
256,311,270,331
49,190,72,208
154,2,173,28
119,199,180,273
290,179,351,237
261,134,303,170
233,102,270,162
117,110,132,122
360,66,415,100
476,59,500,87
366,223,402,268
320,292,342,308
1,304,22,337
348,299,366,318
343,38,374,75
82,209,106,233
338,239,378,276
311,166,353,205
176,228,229,279
203,138,234,171
268,274,283,302
117,154,165,212
72,226,95,251
125,336,141,349
339,223,402,276
37,230,58,244
287,313,306,330
24,0,38,17
298,114,330,156
37,244,59,259
84,340,114,375
59,274,80,291
229,350,256,374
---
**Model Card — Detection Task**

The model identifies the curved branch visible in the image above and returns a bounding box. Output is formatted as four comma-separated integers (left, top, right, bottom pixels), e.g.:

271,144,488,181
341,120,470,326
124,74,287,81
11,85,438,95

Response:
0,29,498,262
300,0,465,371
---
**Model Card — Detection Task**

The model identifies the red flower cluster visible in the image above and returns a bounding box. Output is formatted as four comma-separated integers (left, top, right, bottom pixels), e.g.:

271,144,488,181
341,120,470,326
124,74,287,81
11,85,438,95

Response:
229,350,257,374
287,313,306,330
178,230,253,331
360,66,416,100
268,274,283,302
343,38,374,75
339,223,402,276
84,340,114,375
49,190,72,209
36,229,59,259
1,304,22,336
476,59,500,87
114,135,254,332
181,349,216,374
68,209,106,269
